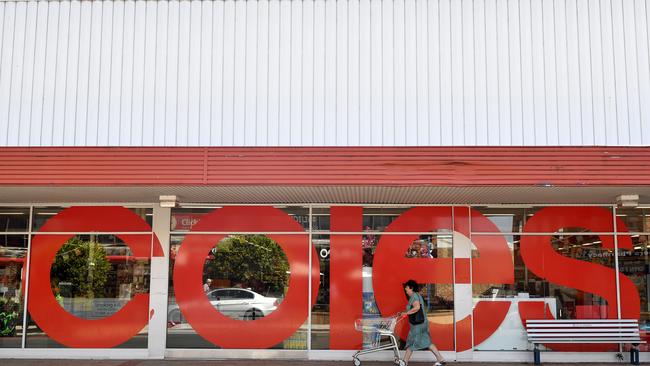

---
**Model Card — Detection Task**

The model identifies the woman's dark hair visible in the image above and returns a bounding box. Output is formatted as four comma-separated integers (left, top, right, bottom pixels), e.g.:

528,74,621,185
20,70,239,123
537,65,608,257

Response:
403,279,420,292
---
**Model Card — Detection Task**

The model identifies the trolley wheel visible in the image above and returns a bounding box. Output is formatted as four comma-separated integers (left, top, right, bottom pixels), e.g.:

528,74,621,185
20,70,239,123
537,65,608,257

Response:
353,357,361,366
397,360,406,366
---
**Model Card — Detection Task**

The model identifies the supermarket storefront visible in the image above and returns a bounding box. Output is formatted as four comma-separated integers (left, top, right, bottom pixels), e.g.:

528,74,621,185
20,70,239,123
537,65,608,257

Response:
1,0,649,361
1,147,650,363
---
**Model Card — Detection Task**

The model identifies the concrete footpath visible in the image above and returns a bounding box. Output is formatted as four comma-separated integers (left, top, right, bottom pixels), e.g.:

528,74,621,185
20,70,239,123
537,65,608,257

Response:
0,361,620,366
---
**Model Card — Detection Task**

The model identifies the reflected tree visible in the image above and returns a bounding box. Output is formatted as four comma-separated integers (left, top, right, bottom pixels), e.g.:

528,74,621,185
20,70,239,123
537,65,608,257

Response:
51,237,111,298
204,235,289,296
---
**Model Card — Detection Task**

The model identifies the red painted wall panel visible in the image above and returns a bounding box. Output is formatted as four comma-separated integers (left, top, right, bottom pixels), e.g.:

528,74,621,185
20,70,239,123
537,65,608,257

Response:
0,147,649,186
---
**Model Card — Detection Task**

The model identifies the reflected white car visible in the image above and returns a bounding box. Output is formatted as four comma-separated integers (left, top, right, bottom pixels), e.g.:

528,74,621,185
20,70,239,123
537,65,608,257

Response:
168,288,279,324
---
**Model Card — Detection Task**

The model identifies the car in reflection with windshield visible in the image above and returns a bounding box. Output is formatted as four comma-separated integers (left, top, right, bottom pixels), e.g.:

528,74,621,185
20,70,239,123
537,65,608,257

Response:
168,288,279,325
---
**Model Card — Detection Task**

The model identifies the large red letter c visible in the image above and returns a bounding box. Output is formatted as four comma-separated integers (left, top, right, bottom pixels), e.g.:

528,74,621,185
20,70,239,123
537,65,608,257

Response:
28,206,163,348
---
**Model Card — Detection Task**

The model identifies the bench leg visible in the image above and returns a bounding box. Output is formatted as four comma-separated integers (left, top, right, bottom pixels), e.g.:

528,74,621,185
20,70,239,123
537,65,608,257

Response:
533,344,541,365
630,345,640,365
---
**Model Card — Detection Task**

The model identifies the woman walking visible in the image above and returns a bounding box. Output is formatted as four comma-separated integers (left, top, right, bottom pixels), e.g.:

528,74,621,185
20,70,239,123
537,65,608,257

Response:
398,280,446,366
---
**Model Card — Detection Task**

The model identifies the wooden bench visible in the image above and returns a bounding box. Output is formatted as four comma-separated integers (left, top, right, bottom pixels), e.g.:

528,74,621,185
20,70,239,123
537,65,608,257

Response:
526,319,645,365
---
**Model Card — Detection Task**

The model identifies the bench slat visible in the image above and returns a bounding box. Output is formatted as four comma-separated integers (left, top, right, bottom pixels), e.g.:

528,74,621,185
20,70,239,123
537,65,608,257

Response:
528,339,644,344
528,336,641,342
528,329,640,335
526,319,638,323
529,328,640,333
529,335,640,338
526,319,644,346
526,324,638,328
529,328,641,330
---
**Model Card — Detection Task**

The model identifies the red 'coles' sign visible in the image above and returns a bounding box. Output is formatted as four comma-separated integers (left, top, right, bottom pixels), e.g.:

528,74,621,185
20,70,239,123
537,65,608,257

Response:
29,206,640,350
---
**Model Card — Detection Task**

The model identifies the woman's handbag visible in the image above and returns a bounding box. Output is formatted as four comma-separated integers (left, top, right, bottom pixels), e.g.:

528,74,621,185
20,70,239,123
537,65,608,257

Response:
408,295,425,325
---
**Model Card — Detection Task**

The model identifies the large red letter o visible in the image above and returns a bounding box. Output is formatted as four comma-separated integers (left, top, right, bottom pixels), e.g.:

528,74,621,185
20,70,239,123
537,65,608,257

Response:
173,206,320,348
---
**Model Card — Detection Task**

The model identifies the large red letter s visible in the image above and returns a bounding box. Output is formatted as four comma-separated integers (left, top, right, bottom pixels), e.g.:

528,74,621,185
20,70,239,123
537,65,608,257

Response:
519,206,639,350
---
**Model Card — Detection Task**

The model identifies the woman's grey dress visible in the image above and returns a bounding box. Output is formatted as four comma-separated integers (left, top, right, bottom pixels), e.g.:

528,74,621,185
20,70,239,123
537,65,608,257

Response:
405,293,432,351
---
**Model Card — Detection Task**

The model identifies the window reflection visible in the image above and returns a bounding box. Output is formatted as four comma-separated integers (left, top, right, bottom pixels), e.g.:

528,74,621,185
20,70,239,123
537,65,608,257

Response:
311,235,330,349
407,236,454,319
0,208,30,232
203,235,287,321
472,234,617,351
617,208,650,233
9,204,650,353
618,235,650,351
0,234,27,348
472,207,527,233
362,208,410,232
167,233,306,349
27,234,151,348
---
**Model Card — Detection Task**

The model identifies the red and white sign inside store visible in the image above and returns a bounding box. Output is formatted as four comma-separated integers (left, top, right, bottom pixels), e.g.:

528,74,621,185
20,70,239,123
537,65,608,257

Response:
28,206,640,350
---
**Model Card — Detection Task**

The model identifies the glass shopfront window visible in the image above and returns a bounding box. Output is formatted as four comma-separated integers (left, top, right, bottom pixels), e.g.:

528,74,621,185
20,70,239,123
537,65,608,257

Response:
167,233,304,349
26,233,152,348
311,208,331,232
617,234,650,351
0,208,30,232
311,205,455,352
23,206,154,349
616,208,650,233
278,206,315,232
0,223,28,347
311,233,456,351
166,205,311,350
472,207,527,233
365,233,454,350
550,234,616,319
31,207,66,232
170,206,314,232
362,207,410,232
617,204,650,344
32,207,152,232
170,208,212,232
311,234,330,350
470,205,622,352
411,235,455,349
4,203,650,357
473,206,618,234
472,233,620,351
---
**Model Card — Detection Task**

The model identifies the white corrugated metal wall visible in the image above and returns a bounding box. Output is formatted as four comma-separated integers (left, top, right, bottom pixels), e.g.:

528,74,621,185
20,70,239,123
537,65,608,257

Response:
0,0,648,147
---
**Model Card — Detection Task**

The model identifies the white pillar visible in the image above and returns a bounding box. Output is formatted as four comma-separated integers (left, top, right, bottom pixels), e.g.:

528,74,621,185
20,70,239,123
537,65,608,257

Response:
147,205,171,359
454,231,474,361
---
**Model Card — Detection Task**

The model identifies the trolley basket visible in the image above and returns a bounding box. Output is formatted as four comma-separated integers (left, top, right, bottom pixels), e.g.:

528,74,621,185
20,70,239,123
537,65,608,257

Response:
352,315,405,366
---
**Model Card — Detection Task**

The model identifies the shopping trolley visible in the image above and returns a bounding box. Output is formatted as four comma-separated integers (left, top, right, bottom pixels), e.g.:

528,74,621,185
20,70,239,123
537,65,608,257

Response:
352,315,406,366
